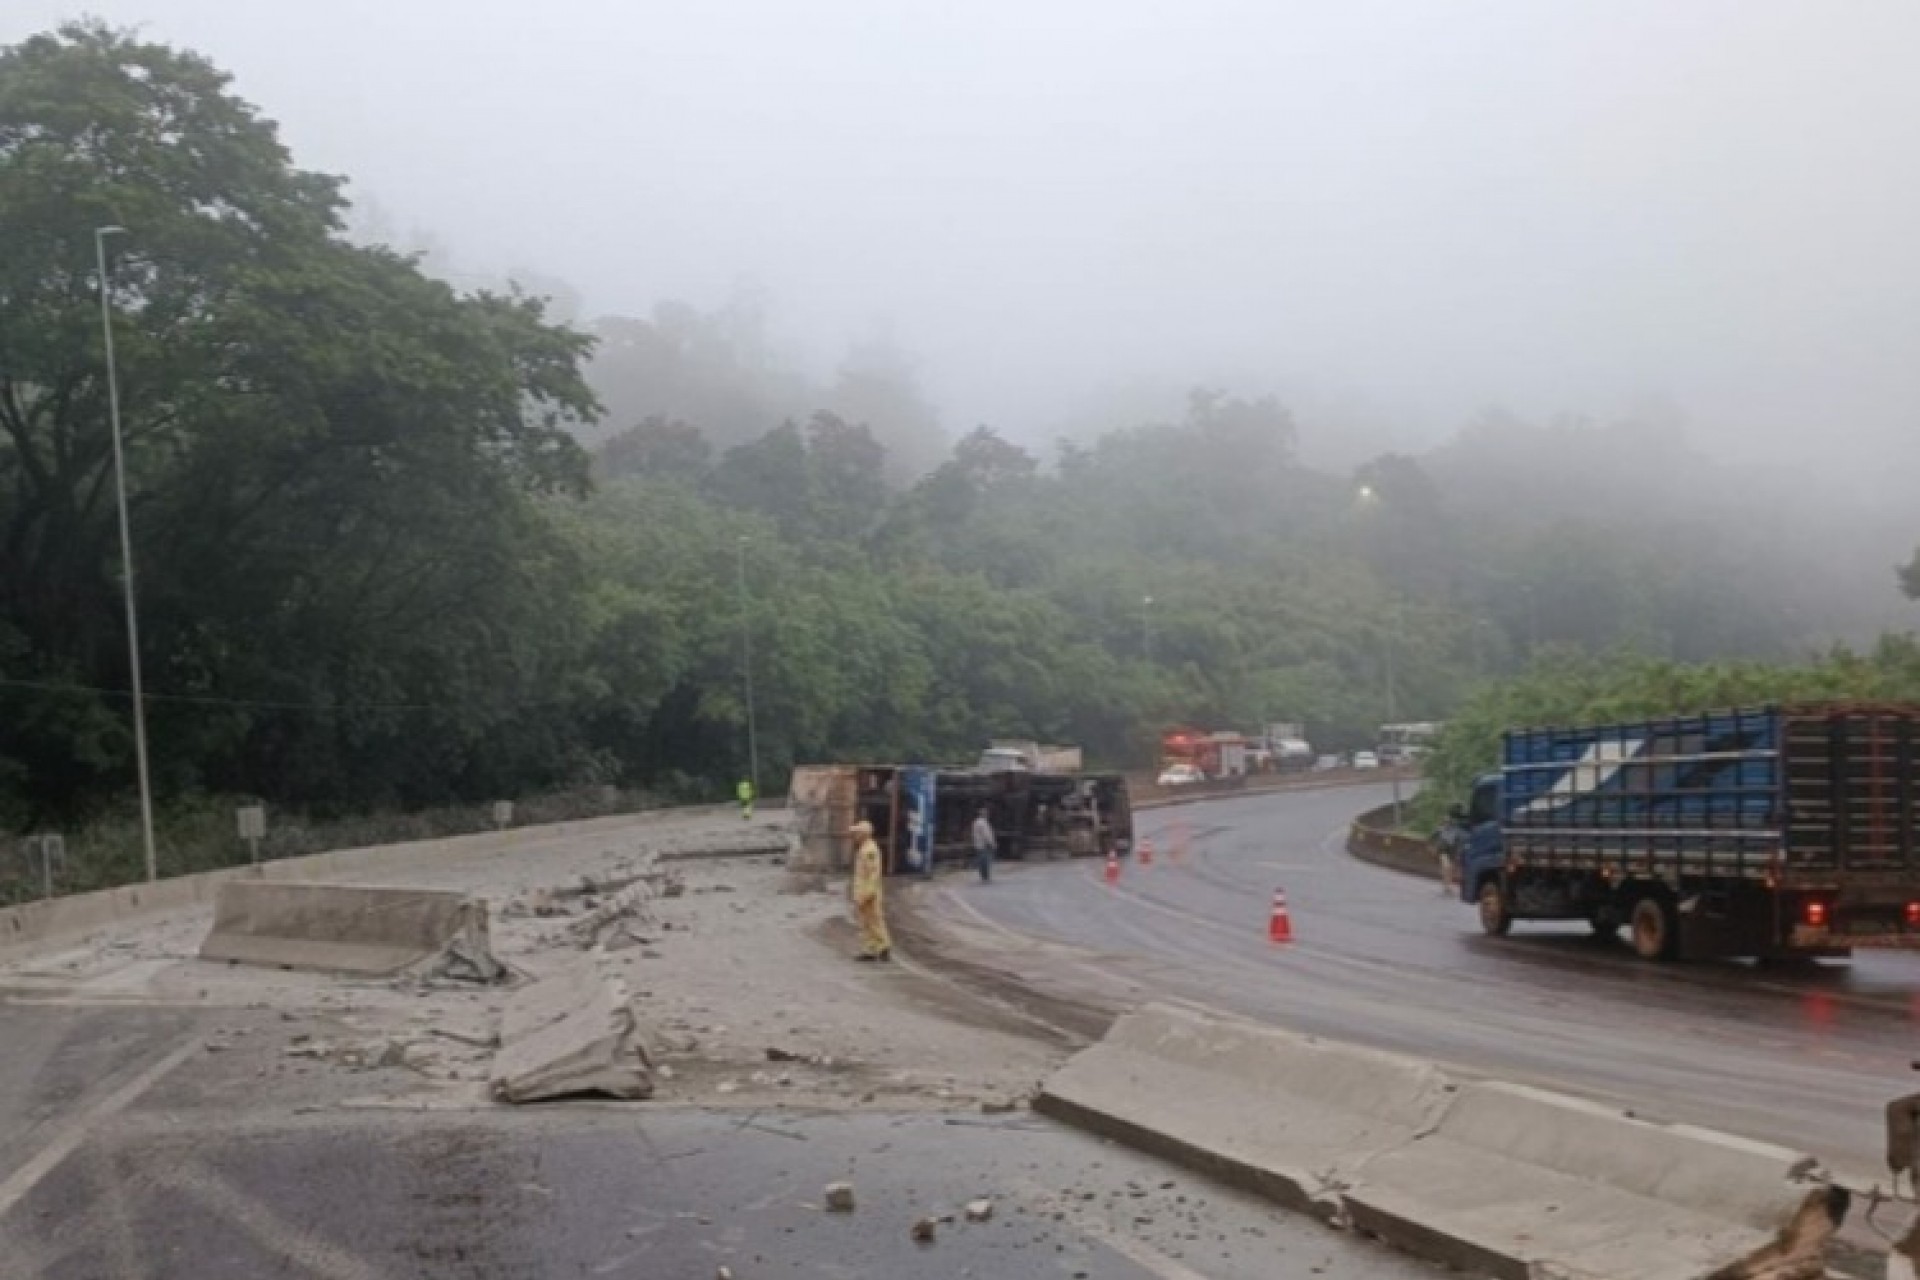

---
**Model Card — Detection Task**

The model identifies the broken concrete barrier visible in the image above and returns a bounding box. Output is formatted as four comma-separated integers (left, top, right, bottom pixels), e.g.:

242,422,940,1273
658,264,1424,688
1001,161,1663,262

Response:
490,959,654,1102
654,828,794,862
1038,1002,1838,1280
1345,1081,1827,1280
199,881,501,979
1034,1000,1454,1218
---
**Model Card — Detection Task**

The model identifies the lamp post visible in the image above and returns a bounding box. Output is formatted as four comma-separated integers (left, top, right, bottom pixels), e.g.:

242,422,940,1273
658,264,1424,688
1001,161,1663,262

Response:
95,226,158,884
1141,595,1153,662
1385,617,1402,827
736,536,759,796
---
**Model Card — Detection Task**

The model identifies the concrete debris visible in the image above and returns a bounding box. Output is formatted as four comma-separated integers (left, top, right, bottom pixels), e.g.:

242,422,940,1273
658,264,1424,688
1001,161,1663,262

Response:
490,960,655,1103
568,882,663,951
911,1216,937,1243
766,1046,826,1065
824,1182,856,1213
654,829,795,863
965,1198,994,1223
430,935,507,984
716,1268,734,1280
501,888,572,919
597,921,653,953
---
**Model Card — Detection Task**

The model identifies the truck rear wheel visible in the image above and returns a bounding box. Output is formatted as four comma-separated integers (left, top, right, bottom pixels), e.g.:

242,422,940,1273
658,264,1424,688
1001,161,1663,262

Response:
1477,880,1512,937
1630,895,1677,961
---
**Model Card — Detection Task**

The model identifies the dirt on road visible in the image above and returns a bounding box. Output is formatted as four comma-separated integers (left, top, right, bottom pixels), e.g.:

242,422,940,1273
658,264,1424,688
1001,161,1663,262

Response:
0,814,1068,1117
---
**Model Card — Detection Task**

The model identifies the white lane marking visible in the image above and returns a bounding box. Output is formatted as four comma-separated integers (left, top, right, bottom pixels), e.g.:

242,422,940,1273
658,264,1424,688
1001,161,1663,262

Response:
160,1157,391,1280
0,1036,200,1220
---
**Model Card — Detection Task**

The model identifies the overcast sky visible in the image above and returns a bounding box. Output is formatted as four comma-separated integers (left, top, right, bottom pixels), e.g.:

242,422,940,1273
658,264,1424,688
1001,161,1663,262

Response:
8,1,1920,475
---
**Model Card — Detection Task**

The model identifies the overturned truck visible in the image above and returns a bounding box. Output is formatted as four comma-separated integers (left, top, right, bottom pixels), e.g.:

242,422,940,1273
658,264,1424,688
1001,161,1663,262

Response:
789,763,1132,875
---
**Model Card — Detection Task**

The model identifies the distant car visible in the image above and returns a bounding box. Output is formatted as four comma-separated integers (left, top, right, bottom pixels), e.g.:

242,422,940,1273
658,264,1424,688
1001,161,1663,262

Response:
1314,754,1342,771
1352,751,1380,770
1156,763,1205,787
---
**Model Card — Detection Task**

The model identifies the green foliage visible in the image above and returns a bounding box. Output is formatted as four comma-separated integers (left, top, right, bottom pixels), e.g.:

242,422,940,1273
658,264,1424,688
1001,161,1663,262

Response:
0,22,594,825
1413,642,1920,829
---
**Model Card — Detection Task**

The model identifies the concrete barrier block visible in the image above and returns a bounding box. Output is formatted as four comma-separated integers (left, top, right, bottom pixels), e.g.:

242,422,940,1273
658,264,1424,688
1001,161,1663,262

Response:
1041,1004,1838,1280
1436,1083,1816,1230
1036,1002,1453,1217
491,960,654,1103
199,881,500,978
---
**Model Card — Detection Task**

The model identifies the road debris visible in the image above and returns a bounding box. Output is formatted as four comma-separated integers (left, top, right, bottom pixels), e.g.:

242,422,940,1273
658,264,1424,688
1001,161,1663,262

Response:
491,960,655,1103
965,1198,994,1222
823,1182,856,1213
911,1216,937,1243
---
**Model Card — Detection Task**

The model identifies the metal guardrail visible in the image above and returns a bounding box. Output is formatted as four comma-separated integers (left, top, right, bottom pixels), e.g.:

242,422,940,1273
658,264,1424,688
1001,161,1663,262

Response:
1132,765,1415,811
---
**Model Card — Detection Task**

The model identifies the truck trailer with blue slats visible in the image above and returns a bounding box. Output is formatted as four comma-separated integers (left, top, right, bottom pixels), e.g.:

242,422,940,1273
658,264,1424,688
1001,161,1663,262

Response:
1456,702,1920,960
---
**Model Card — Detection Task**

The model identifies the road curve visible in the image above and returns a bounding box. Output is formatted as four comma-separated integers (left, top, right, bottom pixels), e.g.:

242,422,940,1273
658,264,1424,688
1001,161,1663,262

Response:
908,782,1920,1180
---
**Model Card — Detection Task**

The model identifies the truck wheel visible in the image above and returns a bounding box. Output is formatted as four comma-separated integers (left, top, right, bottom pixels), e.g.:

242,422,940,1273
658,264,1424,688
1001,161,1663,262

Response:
1630,895,1677,961
1477,881,1512,937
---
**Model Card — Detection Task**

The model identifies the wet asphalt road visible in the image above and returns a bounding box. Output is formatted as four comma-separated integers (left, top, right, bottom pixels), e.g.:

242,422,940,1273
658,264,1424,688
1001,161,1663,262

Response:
919,782,1920,1180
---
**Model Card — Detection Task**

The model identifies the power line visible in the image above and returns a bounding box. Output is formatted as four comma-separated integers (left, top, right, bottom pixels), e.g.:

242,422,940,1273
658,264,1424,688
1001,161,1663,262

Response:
0,675,586,714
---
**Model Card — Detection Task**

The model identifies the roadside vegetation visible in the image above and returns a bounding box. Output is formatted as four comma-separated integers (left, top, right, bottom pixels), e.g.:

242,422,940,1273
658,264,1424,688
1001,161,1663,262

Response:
1413,640,1920,827
5,22,1917,889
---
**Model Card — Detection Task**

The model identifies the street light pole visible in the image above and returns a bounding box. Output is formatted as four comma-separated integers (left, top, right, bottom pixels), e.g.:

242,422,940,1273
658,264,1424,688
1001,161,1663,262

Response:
96,226,158,884
736,536,759,795
1141,595,1153,662
1386,618,1402,827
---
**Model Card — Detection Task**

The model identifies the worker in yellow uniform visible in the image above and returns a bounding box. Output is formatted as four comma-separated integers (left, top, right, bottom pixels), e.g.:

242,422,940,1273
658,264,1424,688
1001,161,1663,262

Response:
737,778,755,821
849,820,892,962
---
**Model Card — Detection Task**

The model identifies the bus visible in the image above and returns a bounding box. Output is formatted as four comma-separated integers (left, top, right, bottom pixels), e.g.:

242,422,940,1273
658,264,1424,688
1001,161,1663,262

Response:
1378,722,1442,763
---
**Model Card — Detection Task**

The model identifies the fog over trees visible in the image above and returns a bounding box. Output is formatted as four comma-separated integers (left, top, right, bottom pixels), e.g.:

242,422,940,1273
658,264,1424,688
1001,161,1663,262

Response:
3,12,1918,889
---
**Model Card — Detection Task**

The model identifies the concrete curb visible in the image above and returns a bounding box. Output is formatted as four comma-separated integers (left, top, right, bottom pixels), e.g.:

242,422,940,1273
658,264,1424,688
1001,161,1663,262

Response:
1346,802,1439,879
1038,1002,1839,1280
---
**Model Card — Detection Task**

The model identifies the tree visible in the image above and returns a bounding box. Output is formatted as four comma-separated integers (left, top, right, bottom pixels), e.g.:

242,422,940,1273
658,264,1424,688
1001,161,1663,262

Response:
0,22,597,820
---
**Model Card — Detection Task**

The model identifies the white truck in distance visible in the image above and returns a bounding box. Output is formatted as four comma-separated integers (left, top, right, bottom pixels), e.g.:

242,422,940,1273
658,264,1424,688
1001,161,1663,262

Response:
977,740,1084,773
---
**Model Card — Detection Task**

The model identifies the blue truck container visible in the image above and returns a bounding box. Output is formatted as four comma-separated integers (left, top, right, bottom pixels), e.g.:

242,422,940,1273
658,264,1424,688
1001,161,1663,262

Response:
1456,702,1920,960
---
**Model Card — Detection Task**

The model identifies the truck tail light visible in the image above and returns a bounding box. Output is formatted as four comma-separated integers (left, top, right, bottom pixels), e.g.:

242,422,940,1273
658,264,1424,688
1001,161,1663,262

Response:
1803,900,1829,928
1905,901,1920,928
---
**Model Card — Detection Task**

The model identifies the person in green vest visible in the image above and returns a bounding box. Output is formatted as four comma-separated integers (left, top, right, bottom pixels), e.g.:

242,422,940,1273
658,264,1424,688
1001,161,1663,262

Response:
736,778,755,821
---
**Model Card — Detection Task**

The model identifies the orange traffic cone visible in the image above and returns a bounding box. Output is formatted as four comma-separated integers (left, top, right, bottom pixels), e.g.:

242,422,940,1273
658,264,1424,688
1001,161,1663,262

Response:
1268,889,1293,943
1139,838,1154,867
1104,850,1121,884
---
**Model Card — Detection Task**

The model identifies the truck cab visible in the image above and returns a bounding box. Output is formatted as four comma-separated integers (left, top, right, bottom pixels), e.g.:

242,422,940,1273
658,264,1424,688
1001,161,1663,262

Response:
1456,771,1505,912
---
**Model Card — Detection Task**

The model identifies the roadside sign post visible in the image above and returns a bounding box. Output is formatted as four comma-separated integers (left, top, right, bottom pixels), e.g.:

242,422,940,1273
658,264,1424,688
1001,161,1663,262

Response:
25,833,64,900
236,804,266,865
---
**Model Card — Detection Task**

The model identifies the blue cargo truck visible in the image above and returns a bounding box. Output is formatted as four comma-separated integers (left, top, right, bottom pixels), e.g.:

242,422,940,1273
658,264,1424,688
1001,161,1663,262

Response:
1457,703,1920,961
